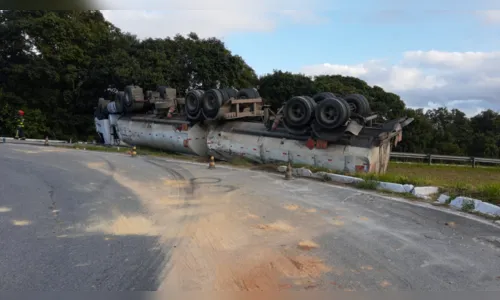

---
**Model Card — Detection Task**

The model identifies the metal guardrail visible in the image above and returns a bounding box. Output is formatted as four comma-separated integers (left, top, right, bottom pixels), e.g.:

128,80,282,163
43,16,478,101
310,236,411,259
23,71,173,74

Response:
1,137,68,144
391,152,500,167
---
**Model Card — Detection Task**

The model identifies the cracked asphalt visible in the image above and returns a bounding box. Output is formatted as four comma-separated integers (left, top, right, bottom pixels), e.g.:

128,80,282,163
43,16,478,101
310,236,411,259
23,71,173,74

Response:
1,143,499,291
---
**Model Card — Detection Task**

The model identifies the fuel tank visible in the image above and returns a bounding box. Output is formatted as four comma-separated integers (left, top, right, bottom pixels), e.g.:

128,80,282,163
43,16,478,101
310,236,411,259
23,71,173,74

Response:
116,116,209,156
113,118,393,174
207,122,383,174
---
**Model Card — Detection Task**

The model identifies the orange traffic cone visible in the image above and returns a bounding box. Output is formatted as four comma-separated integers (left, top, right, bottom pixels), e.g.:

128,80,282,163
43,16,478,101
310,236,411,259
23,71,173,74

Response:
208,156,215,169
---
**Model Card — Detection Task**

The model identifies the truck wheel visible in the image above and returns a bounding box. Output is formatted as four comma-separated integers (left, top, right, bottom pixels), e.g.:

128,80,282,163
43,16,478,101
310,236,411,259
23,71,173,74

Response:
116,91,127,112
223,88,238,99
283,96,315,127
343,94,370,116
304,96,317,109
124,86,135,107
157,86,168,99
202,89,224,119
185,89,204,119
315,97,349,129
312,92,336,103
237,88,260,99
338,97,351,121
218,89,230,103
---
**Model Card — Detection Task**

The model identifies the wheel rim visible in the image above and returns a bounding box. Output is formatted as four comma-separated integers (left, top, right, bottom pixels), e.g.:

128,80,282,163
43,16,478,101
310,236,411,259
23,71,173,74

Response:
320,104,340,125
187,95,198,112
347,102,356,112
288,102,307,123
205,94,217,110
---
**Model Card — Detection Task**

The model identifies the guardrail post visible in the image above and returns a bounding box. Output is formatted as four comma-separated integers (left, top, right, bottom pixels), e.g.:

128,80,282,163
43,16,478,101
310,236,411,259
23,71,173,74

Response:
428,154,432,165
472,157,476,168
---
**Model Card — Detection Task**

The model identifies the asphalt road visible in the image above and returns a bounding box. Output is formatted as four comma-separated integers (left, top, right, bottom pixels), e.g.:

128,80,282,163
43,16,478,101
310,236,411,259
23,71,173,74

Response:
1,143,499,291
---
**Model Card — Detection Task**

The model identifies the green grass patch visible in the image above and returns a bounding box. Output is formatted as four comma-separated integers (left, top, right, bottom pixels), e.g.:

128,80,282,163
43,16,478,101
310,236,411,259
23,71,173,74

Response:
228,156,257,167
386,162,500,205
461,200,475,212
355,180,378,190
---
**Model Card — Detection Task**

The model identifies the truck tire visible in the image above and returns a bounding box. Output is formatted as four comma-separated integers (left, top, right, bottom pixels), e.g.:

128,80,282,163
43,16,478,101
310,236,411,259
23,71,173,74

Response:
315,97,349,129
283,96,315,128
237,88,260,99
185,89,204,119
223,88,238,99
343,94,370,116
146,90,153,100
123,86,133,107
304,96,317,109
312,92,336,103
124,85,145,107
218,89,230,103
339,97,352,121
202,89,224,119
116,91,127,112
157,86,168,99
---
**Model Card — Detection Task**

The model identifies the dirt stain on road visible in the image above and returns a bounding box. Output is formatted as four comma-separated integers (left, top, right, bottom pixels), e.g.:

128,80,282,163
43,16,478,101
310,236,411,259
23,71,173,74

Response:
11,220,31,226
245,213,260,220
445,221,457,228
86,162,334,292
0,207,12,213
222,250,331,291
86,162,106,169
380,280,392,288
257,221,294,232
331,219,345,226
284,204,299,211
86,214,160,236
163,179,192,189
297,240,319,251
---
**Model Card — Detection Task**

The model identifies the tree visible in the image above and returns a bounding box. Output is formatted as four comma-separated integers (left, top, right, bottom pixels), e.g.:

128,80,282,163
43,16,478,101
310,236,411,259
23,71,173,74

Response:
0,11,257,140
258,71,315,110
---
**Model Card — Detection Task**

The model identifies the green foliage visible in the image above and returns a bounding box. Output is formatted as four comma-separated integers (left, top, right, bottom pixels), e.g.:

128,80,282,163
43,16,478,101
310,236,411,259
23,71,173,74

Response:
259,71,316,110
355,180,379,190
461,200,475,212
0,10,257,140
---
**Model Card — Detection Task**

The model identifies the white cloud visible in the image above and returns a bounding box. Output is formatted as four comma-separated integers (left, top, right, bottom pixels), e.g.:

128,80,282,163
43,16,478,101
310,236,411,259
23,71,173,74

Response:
477,10,500,24
301,50,500,116
100,0,329,39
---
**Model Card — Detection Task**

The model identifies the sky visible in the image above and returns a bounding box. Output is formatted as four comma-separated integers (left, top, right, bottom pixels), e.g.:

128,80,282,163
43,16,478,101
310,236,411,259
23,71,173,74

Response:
99,0,500,116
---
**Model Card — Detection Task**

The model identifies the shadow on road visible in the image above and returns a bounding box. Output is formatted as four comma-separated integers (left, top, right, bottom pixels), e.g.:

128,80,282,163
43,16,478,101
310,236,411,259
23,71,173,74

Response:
0,153,177,291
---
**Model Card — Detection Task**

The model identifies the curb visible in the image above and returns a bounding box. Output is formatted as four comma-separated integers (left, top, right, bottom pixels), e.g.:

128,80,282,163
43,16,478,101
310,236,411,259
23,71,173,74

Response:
277,166,500,218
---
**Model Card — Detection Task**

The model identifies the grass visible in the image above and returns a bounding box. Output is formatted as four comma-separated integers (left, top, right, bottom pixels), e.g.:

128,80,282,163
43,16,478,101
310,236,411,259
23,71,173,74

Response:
291,161,500,205
355,180,379,190
385,162,500,205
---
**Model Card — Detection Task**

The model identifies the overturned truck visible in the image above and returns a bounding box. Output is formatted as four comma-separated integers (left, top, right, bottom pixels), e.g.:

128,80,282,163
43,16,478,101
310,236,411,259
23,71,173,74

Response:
94,85,413,174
